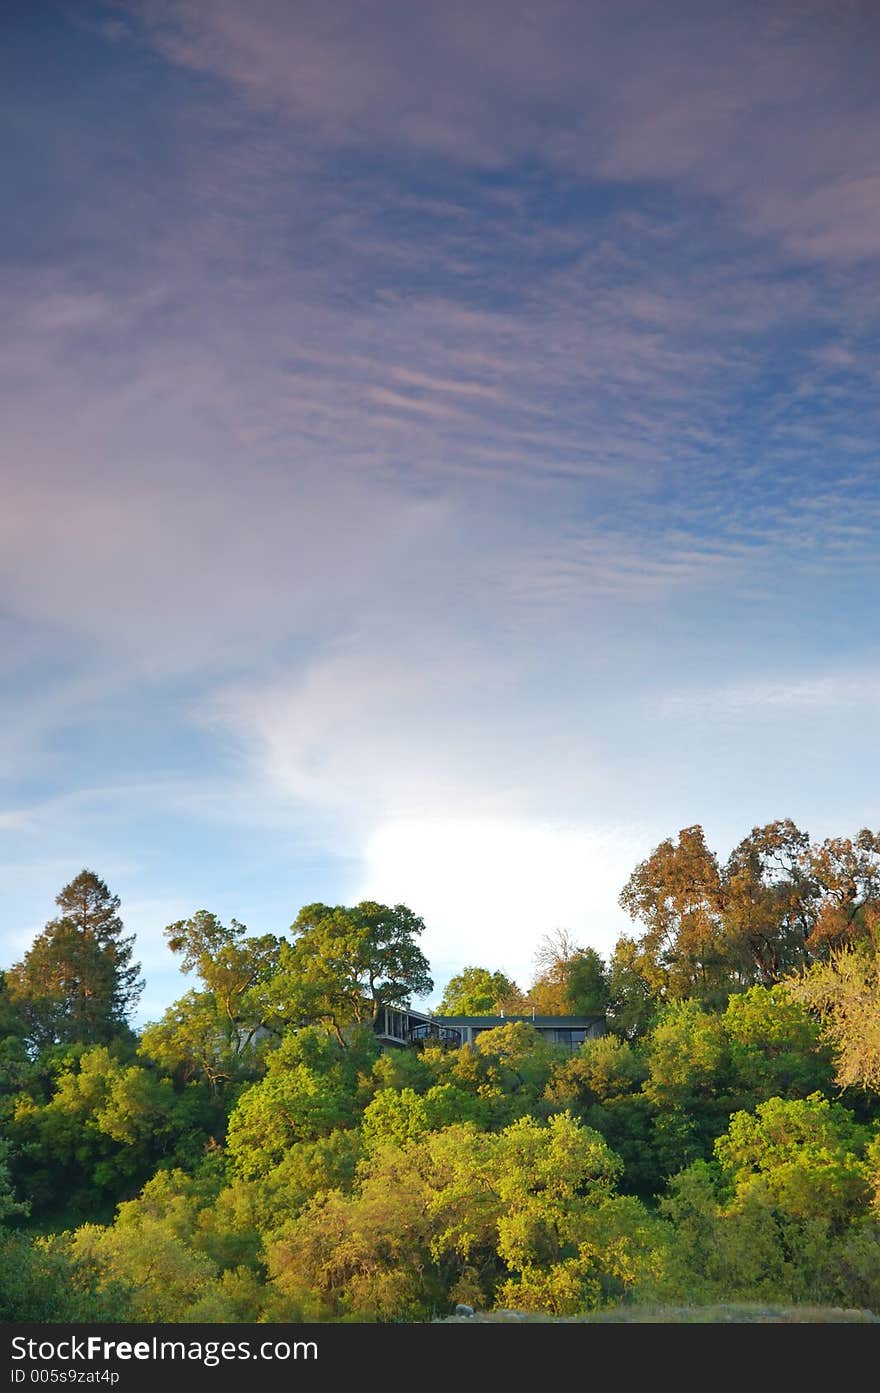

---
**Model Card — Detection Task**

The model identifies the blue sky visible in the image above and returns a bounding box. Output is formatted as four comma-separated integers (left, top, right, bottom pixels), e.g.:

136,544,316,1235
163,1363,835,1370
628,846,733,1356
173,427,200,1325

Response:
2,0,879,1023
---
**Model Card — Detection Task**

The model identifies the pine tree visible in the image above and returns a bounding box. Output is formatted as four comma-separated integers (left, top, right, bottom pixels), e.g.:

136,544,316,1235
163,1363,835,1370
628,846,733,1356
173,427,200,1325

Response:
8,871,143,1050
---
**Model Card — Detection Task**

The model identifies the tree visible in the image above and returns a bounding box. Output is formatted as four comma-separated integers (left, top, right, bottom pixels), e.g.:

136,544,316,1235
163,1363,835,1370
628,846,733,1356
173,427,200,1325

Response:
786,945,880,1092
528,929,579,1013
205,1129,362,1255
266,1113,661,1320
437,966,525,1016
162,911,280,1045
0,1230,131,1322
722,820,816,984
224,1028,375,1181
526,931,610,1015
641,1000,736,1180
67,1220,219,1323
658,1153,880,1311
543,1036,656,1200
643,1001,731,1110
807,829,880,953
226,1065,355,1181
139,990,268,1097
361,1088,430,1152
619,828,728,1005
545,1035,646,1112
0,1137,28,1224
7,871,142,1050
715,1094,873,1225
564,948,611,1015
4,1044,203,1221
489,1114,662,1314
722,984,833,1101
619,821,843,1004
143,912,281,1088
269,902,433,1045
0,972,36,1097
605,937,660,1040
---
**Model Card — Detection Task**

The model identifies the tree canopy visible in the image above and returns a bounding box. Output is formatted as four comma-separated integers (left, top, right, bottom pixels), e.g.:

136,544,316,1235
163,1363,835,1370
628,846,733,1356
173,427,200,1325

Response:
7,871,142,1050
267,901,433,1045
436,965,525,1015
3,833,880,1323
617,821,880,1010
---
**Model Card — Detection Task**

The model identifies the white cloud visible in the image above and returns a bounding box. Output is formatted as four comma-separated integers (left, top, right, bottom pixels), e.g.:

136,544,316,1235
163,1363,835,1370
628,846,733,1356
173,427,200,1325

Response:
352,816,644,1000
659,671,880,721
4,0,880,1023
205,639,561,829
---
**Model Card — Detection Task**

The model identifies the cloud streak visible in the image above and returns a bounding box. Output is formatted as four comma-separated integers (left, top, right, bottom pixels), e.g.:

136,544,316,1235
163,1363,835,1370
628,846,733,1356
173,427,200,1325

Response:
2,2,880,1008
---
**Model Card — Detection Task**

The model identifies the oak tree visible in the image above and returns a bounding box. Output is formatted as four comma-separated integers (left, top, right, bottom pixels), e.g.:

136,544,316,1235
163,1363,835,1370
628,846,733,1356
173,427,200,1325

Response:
269,901,433,1045
437,965,525,1015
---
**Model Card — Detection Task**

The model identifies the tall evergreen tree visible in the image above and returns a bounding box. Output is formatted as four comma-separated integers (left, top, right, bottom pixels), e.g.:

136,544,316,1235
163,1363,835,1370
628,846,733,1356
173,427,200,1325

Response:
8,871,143,1050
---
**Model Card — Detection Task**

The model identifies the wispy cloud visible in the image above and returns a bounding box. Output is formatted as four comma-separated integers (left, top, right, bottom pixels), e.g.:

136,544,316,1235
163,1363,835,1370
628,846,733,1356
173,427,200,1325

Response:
121,0,880,269
3,2,880,1005
659,671,880,722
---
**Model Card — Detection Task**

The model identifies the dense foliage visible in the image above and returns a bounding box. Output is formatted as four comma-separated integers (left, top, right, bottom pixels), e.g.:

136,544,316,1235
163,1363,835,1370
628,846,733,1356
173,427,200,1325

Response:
1,824,878,1322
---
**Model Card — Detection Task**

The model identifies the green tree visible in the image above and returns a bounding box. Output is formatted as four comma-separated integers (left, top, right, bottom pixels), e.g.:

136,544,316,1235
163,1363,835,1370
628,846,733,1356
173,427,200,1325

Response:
655,1096,880,1312
8,872,142,1050
226,1066,355,1181
564,948,611,1015
0,1230,131,1322
436,966,524,1015
67,1219,219,1323
139,990,241,1091
141,912,280,1090
491,1115,665,1314
269,901,433,1045
641,1001,736,1181
0,972,36,1097
266,1113,662,1321
212,1129,362,1247
361,1087,430,1152
225,1028,375,1181
715,1093,873,1224
658,1156,880,1312
544,1035,646,1113
786,945,880,1093
162,911,280,1049
6,1044,213,1221
722,984,833,1101
643,1000,731,1110
0,1137,28,1224
658,1161,790,1305
605,936,660,1040
527,931,608,1015
62,1160,268,1320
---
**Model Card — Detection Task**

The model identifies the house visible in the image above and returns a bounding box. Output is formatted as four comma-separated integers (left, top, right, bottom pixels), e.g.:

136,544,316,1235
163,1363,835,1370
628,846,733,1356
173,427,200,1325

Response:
373,1005,605,1051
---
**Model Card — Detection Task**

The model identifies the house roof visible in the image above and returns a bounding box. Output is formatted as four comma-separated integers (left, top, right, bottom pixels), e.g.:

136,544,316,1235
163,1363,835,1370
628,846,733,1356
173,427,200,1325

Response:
431,1013,603,1028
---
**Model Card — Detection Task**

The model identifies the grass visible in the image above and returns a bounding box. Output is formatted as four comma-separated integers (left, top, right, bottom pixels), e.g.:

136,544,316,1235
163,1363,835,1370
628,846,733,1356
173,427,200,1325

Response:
442,1302,880,1322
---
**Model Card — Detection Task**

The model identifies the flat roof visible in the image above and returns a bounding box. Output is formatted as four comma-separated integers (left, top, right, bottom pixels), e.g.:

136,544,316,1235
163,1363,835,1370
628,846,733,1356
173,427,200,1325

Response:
431,1014,604,1027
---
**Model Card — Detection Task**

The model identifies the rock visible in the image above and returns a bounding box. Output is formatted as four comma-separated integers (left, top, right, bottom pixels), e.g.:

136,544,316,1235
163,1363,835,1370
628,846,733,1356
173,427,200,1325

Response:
454,1303,474,1317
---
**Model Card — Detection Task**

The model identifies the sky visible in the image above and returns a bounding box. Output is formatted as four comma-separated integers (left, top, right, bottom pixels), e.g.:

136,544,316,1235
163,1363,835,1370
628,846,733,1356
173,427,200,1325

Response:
2,0,879,1024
